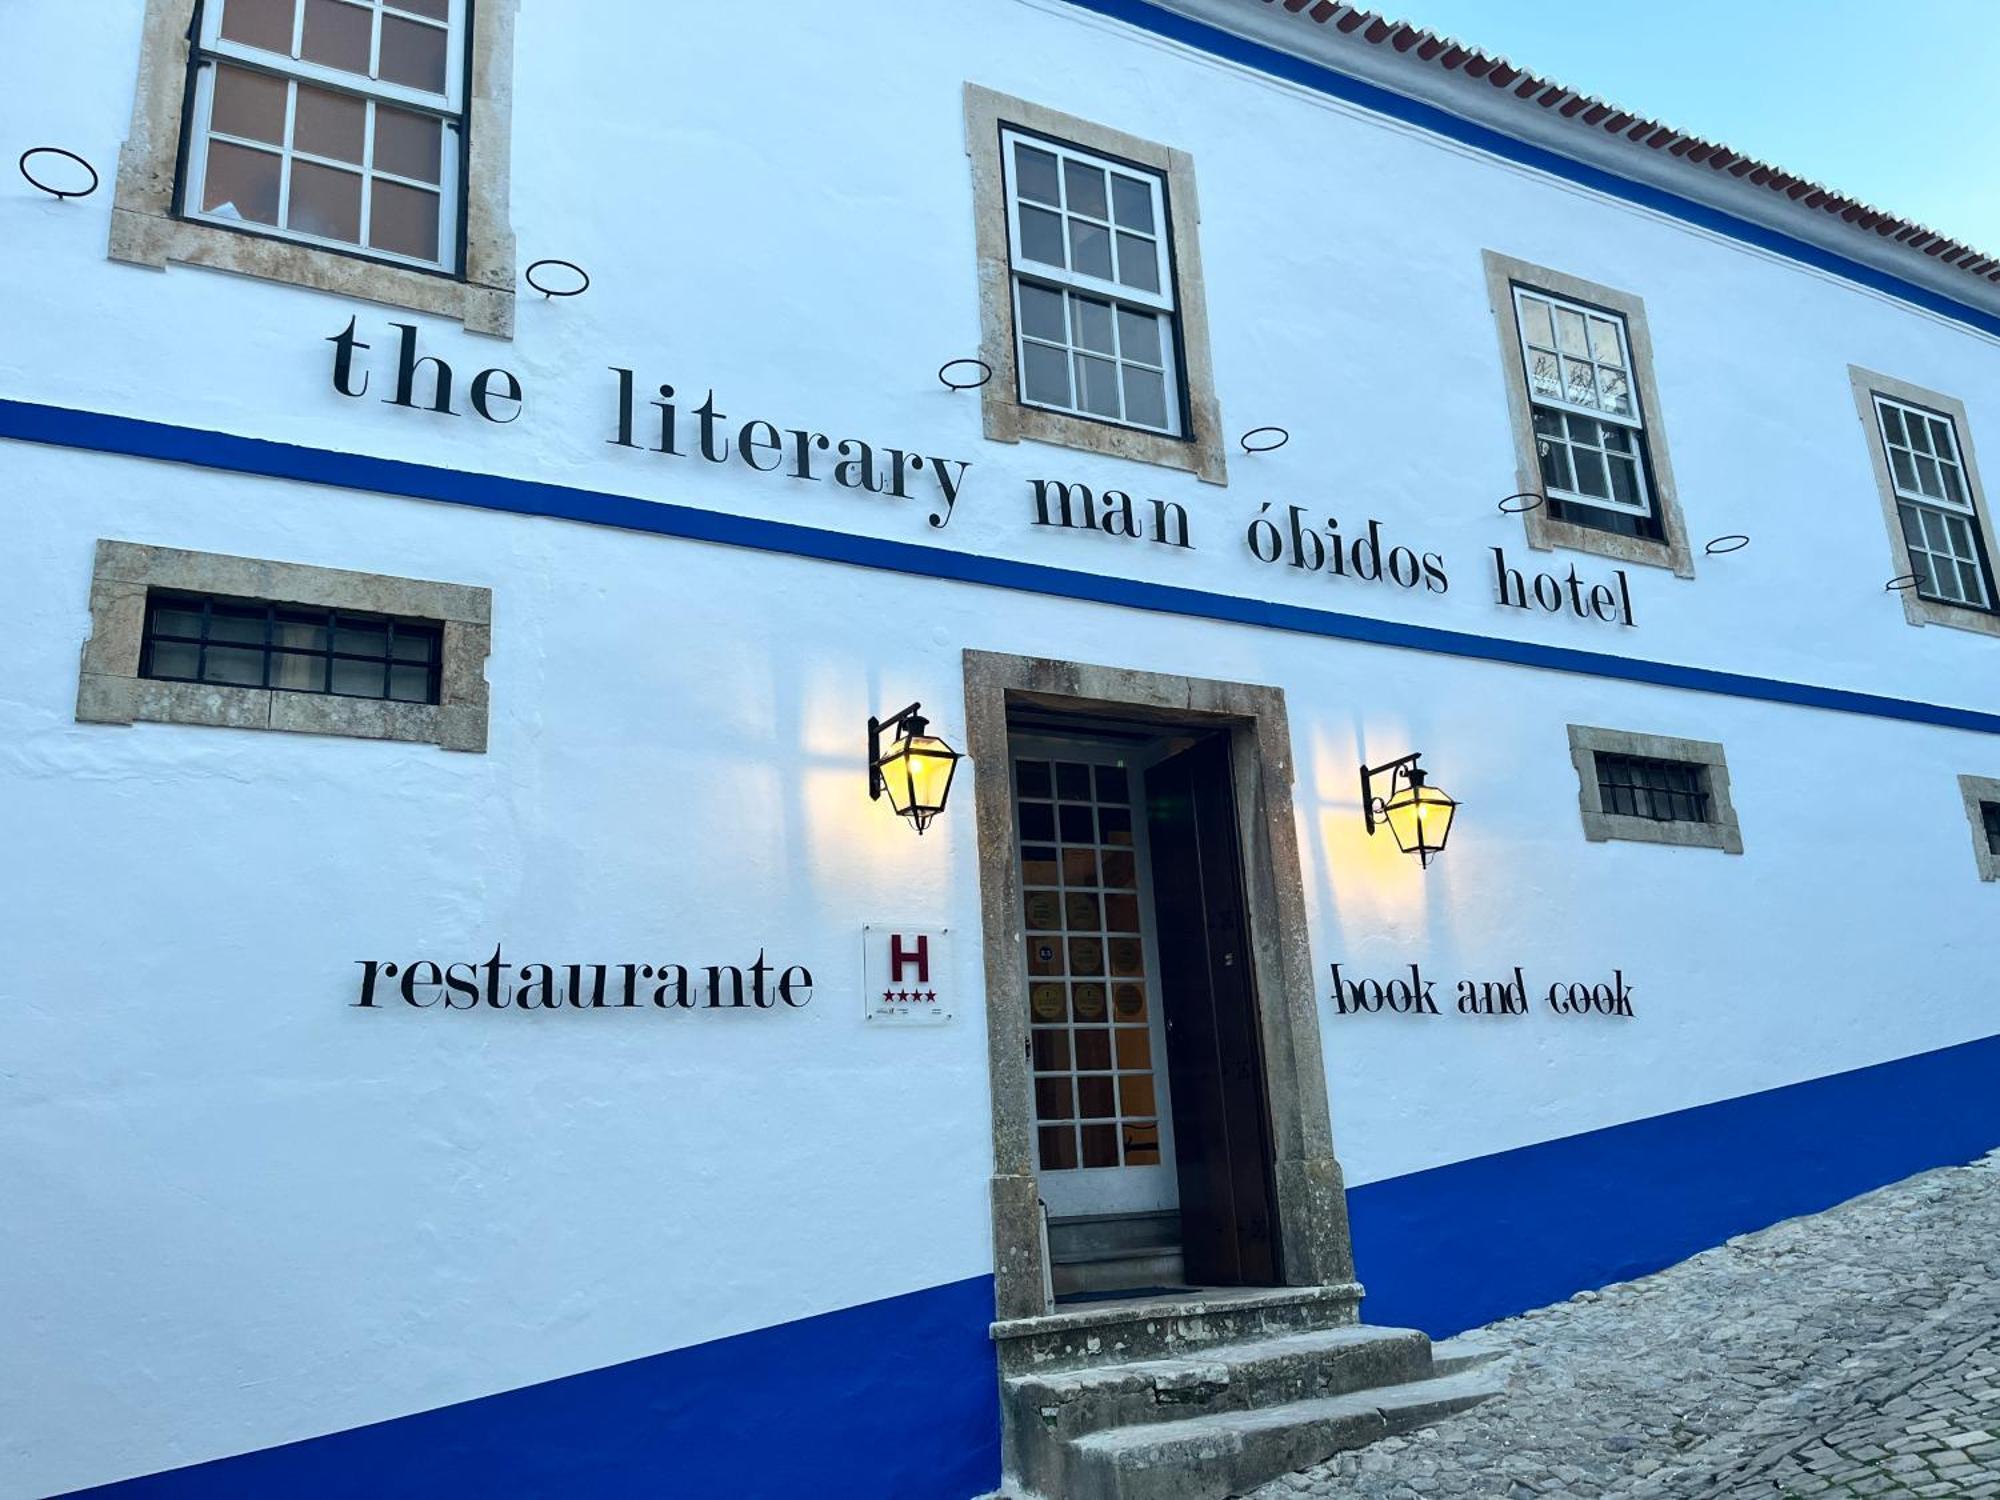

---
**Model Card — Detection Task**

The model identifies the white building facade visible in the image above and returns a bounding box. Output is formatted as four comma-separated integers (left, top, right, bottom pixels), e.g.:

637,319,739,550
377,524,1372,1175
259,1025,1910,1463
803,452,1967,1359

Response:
3,2,1998,1496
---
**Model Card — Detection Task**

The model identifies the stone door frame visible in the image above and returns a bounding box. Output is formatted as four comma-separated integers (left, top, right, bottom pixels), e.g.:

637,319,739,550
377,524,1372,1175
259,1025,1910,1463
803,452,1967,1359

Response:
963,650,1356,1321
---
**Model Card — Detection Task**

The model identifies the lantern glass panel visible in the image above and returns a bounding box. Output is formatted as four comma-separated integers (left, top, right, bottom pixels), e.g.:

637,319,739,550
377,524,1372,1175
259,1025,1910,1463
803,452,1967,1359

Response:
878,730,960,829
1383,782,1456,859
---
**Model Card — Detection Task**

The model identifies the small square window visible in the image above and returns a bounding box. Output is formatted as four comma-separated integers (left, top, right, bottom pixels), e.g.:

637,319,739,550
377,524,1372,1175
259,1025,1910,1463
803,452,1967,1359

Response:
1568,725,1742,853
1959,777,2000,881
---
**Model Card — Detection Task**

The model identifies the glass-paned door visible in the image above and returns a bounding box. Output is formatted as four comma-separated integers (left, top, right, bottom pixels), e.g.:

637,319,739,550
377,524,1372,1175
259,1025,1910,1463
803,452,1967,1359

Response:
1012,740,1178,1218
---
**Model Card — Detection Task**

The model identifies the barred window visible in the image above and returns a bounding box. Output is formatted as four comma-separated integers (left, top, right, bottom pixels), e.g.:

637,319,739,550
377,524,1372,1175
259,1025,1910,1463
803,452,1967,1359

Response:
1003,129,1181,436
140,589,442,704
1513,286,1663,542
183,0,466,269
1593,753,1712,824
1872,395,1994,610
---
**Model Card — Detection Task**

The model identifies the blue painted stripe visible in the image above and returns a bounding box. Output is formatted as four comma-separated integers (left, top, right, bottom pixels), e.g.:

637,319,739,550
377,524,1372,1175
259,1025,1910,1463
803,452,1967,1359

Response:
1348,1031,2000,1339
61,1273,1002,1500
1072,1,2000,341
7,396,1999,736
51,1037,2000,1496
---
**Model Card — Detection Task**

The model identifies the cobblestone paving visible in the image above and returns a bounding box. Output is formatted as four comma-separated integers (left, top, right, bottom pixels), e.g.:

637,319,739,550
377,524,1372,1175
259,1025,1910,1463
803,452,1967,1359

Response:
1250,1150,2000,1499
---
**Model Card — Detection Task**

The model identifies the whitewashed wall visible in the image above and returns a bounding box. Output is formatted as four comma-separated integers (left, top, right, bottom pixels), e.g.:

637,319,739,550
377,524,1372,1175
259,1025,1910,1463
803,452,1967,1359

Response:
2,0,1996,1494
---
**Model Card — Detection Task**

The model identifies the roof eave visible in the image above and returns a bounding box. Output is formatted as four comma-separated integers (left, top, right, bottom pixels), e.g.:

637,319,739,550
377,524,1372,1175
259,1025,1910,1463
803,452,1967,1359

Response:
1145,0,2000,326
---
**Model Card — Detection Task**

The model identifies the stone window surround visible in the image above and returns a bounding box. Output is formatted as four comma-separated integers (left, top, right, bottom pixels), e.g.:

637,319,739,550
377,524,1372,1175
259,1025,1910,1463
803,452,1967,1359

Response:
964,84,1229,486
77,539,491,752
109,0,518,338
1959,774,2000,882
1567,723,1743,853
963,649,1356,1322
1846,366,2000,640
1483,250,1696,579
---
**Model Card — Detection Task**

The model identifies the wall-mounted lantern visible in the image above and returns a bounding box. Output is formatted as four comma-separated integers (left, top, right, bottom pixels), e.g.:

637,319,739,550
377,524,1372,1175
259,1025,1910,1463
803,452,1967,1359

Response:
869,702,961,835
1361,752,1459,868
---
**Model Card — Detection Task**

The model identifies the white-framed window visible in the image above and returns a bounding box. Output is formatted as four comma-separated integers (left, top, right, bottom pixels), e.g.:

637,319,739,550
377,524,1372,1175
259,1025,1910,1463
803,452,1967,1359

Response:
181,0,466,271
1002,128,1182,437
1512,286,1658,527
1872,394,1994,610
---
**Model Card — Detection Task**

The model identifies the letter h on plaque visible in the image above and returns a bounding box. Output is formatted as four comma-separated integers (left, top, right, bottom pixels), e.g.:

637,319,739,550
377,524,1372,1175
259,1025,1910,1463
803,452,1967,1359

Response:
864,925,952,1024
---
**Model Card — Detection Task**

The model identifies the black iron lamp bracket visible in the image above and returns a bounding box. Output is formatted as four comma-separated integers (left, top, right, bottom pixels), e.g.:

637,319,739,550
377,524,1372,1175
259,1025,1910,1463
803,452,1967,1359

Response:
868,701,927,800
1359,752,1423,836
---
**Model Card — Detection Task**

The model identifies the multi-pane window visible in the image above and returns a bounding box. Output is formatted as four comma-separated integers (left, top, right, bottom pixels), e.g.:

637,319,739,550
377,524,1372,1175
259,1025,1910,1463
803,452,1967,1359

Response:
1872,395,1994,610
1983,801,2000,859
1015,759,1163,1173
1594,753,1712,824
183,0,465,269
1002,129,1181,436
140,589,443,704
1513,286,1661,537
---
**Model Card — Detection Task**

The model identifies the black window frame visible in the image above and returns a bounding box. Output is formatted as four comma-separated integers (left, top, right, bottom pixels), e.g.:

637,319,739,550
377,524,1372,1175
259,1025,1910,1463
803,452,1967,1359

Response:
139,588,444,705
1982,800,2000,858
1593,751,1713,824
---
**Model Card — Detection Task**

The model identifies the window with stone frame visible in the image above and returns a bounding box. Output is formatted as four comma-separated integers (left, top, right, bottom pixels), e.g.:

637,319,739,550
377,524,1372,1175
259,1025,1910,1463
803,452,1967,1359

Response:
1511,285,1663,543
110,0,516,335
1849,368,2000,640
77,540,491,752
964,85,1227,485
1567,725,1743,853
185,0,466,270
1959,775,2000,882
1482,252,1694,577
1869,394,1995,611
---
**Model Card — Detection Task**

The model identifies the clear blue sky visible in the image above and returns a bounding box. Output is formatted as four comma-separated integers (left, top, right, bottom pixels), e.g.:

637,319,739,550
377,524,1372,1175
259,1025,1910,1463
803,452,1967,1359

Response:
1377,0,2000,256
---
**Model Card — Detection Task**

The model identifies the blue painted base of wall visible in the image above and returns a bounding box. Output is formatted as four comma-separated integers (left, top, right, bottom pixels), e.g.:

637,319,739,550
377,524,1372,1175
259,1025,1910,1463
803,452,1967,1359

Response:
1347,1033,2000,1338
64,1036,2000,1498
66,1275,1003,1500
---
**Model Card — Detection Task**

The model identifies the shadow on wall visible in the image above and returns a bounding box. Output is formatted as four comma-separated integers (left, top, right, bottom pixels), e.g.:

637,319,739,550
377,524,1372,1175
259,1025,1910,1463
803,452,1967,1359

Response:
1345,1033,2000,1339
64,1274,1002,1500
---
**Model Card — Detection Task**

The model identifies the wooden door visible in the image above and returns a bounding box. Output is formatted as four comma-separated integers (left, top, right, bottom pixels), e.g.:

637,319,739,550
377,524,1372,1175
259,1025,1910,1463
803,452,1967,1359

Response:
1144,732,1280,1286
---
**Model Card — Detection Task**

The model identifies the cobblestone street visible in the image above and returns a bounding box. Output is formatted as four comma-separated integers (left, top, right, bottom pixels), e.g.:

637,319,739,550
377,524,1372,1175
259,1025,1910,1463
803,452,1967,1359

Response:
1252,1151,2000,1499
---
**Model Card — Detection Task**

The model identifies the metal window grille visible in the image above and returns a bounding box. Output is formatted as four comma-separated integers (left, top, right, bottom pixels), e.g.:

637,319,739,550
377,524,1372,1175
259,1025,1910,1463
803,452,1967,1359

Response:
1983,801,2000,858
140,589,443,705
1594,752,1712,824
182,0,468,270
1873,394,1995,610
1513,285,1665,541
1001,128,1183,436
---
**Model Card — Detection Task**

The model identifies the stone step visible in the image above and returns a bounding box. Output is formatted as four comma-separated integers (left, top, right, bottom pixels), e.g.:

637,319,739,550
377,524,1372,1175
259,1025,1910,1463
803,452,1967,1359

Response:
1007,1324,1433,1446
993,1282,1364,1376
1061,1364,1509,1500
1429,1332,1510,1378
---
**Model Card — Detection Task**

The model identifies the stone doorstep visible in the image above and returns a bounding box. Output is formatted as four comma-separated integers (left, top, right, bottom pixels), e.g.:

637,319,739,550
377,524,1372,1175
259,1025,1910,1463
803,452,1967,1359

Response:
1007,1325,1436,1445
992,1283,1366,1376
1063,1364,1510,1500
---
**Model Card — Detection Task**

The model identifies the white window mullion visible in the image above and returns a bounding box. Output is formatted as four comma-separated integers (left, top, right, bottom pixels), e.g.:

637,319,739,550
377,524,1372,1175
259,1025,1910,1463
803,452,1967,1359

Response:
275,79,299,233
358,98,376,250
